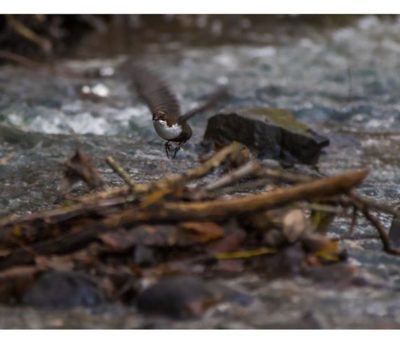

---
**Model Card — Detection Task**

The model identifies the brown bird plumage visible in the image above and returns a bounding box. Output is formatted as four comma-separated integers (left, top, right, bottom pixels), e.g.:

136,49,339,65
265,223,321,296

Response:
121,60,229,158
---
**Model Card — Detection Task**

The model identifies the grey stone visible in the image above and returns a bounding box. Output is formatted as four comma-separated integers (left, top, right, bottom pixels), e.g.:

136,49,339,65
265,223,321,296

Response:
202,108,329,165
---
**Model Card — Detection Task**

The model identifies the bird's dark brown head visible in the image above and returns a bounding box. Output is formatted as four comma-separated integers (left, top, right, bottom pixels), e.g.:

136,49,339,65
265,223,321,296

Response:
153,110,167,122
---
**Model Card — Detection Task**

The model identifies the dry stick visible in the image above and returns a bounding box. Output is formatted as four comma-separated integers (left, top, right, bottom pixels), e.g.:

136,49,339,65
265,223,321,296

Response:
346,206,358,238
205,160,263,191
271,168,400,219
140,142,246,206
152,141,244,188
0,50,45,70
0,194,129,232
74,141,245,205
0,168,368,270
349,191,400,218
149,169,368,220
348,194,400,255
0,50,94,80
259,167,400,219
67,169,371,229
0,142,244,230
212,177,272,195
0,50,94,79
209,167,315,195
260,168,314,184
105,156,137,190
6,15,52,53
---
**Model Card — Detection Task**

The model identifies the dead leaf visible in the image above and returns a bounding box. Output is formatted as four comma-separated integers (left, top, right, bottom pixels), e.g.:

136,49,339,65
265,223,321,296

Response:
207,230,246,254
35,255,74,271
180,222,224,243
141,188,171,207
215,247,276,260
314,240,341,262
99,230,137,251
62,149,104,192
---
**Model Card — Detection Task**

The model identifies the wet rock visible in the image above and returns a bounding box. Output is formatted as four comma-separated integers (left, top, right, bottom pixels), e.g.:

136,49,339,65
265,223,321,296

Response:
0,125,42,148
202,108,329,165
22,271,106,309
261,243,306,278
133,244,156,267
136,276,215,319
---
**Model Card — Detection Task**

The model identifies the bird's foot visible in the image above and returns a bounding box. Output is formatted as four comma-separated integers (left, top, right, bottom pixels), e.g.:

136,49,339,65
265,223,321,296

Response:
165,141,184,159
165,142,171,158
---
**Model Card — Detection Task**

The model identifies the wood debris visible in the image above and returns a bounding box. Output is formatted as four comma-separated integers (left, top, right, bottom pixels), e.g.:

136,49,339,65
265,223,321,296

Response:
0,141,397,308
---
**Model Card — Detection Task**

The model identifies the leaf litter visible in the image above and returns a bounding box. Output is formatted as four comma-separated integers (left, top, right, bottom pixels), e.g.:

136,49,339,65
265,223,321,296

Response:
0,141,398,318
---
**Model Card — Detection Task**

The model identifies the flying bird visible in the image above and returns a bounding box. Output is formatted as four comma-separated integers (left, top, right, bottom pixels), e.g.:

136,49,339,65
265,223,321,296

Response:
123,61,228,158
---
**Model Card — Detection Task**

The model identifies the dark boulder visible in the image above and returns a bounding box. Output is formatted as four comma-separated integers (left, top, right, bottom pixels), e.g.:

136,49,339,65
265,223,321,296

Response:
22,271,106,309
136,275,253,320
136,276,214,319
202,107,329,165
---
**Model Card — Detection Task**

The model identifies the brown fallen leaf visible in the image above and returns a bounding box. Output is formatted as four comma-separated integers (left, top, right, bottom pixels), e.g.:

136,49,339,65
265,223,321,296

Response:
179,222,225,243
62,149,105,192
35,255,74,272
99,230,137,251
207,230,246,254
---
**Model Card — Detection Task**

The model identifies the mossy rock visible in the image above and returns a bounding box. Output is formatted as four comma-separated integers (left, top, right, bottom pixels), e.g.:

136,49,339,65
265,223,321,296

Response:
202,107,330,165
0,125,41,149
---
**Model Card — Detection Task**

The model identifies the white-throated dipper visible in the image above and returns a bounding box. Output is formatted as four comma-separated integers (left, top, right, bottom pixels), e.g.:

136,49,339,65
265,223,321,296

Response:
123,61,228,158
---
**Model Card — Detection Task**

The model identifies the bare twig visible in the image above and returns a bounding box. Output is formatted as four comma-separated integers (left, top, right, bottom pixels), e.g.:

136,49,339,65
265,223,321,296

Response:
107,168,369,226
260,167,313,184
7,15,52,53
349,191,400,218
0,50,45,69
141,142,246,206
345,206,358,238
348,194,400,255
152,142,245,189
205,160,262,191
106,156,137,191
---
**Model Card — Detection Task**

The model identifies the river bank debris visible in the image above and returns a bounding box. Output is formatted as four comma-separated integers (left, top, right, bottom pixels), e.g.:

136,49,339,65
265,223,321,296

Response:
0,142,398,317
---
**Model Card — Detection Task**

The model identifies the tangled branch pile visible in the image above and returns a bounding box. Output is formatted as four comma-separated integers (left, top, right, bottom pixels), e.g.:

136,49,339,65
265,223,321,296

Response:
0,142,398,311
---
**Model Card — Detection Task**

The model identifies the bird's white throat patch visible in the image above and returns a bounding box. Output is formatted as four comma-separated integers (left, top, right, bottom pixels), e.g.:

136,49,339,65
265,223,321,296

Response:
153,119,183,140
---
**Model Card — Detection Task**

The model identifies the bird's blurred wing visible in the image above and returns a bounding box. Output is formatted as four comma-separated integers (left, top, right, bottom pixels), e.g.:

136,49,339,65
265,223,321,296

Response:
123,61,181,121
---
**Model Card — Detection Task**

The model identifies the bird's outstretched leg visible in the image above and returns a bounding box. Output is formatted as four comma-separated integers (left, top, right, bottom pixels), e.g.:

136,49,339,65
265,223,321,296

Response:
172,141,186,159
165,141,185,159
165,141,172,159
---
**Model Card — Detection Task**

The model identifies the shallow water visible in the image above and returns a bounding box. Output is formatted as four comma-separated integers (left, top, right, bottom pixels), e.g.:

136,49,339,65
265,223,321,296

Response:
1,15,400,328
